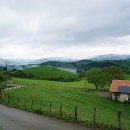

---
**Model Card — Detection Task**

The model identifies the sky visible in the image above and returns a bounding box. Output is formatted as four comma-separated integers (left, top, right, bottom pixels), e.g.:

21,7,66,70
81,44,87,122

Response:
0,0,130,59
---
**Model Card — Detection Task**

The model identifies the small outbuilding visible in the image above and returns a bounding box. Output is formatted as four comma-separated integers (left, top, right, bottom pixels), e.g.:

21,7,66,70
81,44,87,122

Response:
110,80,130,102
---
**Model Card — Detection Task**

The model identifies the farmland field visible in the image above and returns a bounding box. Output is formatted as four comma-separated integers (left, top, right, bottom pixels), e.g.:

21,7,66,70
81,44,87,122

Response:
2,78,130,130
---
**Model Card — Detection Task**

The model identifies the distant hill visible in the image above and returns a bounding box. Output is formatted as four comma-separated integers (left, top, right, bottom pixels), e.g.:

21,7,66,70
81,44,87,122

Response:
23,67,79,81
1,54,130,66
111,60,130,70
0,58,31,70
91,54,130,61
39,60,122,71
0,59,6,66
37,59,130,79
1,54,130,72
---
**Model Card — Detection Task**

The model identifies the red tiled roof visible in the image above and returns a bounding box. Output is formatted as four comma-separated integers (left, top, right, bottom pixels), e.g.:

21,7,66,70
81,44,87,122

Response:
110,80,130,92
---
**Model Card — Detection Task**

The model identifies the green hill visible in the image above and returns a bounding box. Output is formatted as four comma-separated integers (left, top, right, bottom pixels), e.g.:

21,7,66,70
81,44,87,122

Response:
23,67,79,82
3,78,130,130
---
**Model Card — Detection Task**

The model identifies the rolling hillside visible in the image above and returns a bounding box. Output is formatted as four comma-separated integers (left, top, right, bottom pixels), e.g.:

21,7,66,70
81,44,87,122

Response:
23,67,79,81
3,78,130,130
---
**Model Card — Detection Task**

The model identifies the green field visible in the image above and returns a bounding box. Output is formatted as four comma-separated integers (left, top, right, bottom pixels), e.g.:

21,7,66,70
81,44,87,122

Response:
2,78,130,130
23,67,79,81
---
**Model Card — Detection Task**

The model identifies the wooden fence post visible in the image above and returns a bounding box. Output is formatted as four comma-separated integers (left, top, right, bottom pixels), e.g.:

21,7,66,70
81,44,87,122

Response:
93,108,96,125
118,111,122,130
75,106,77,120
49,102,52,114
60,104,63,117
40,101,43,111
8,95,10,103
18,98,19,106
25,99,26,109
31,100,33,110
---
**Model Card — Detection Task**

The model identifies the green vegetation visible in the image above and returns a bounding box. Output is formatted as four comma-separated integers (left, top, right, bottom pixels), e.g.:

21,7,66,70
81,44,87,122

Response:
9,78,95,89
1,78,130,130
86,66,124,90
23,67,79,82
1,62,130,129
87,68,106,90
0,66,7,71
0,66,6,83
112,60,130,70
0,66,10,84
12,70,27,78
125,74,130,80
104,66,124,83
0,74,5,82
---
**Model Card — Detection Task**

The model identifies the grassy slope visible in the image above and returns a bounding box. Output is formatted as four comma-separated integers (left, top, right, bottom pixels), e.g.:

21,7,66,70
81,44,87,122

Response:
3,78,130,130
23,67,78,81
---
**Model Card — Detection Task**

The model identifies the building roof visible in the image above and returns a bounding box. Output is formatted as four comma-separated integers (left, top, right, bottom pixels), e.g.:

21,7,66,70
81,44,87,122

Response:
110,80,130,93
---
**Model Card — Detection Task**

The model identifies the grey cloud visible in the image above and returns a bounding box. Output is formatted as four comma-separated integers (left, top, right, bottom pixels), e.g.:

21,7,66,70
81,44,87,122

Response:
0,0,130,58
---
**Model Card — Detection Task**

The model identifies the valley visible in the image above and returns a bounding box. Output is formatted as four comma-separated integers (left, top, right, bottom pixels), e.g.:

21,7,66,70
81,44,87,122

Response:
0,54,130,130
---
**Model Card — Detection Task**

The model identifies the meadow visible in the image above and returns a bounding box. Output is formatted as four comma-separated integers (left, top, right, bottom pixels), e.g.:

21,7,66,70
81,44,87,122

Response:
2,78,130,130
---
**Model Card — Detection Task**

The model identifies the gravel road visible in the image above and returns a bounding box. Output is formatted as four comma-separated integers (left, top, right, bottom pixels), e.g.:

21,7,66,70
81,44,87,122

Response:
0,104,91,130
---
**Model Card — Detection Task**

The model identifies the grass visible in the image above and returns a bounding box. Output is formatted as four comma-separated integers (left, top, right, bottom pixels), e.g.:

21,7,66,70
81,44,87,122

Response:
23,66,79,81
1,78,130,130
8,78,95,89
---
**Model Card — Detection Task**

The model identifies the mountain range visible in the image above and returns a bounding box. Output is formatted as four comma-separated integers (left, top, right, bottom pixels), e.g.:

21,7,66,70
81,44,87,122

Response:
0,54,130,71
90,54,130,61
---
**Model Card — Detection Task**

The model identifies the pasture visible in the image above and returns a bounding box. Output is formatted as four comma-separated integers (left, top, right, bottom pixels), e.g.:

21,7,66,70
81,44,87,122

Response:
2,78,130,130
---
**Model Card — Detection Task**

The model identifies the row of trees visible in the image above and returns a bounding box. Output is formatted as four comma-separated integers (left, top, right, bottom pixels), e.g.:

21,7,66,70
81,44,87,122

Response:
86,66,124,90
0,66,6,83
11,70,34,78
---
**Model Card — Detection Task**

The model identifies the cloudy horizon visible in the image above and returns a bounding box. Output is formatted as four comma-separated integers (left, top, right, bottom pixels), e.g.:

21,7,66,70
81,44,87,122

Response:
0,0,130,59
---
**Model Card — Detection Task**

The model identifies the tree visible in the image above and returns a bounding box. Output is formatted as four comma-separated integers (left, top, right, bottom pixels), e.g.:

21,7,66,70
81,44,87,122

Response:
0,74,5,82
13,70,27,78
104,66,124,84
86,68,106,90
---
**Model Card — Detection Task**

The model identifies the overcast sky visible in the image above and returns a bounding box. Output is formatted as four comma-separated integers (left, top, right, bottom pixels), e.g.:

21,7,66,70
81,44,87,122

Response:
0,0,130,59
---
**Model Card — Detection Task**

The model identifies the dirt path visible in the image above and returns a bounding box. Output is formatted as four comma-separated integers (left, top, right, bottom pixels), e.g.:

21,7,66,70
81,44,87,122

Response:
4,84,27,91
0,104,91,130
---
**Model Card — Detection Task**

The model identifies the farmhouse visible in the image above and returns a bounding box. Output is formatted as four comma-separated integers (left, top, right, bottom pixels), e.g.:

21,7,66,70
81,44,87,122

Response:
110,80,130,102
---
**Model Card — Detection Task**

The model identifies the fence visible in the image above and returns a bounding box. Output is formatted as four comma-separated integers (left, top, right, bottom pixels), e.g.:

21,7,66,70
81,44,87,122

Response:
2,95,128,130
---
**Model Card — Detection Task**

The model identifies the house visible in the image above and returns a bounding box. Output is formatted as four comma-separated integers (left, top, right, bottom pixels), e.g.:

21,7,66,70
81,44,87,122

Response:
110,80,130,102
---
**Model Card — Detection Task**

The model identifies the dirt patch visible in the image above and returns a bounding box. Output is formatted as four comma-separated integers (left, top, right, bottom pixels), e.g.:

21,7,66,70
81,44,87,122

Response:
96,91,112,98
